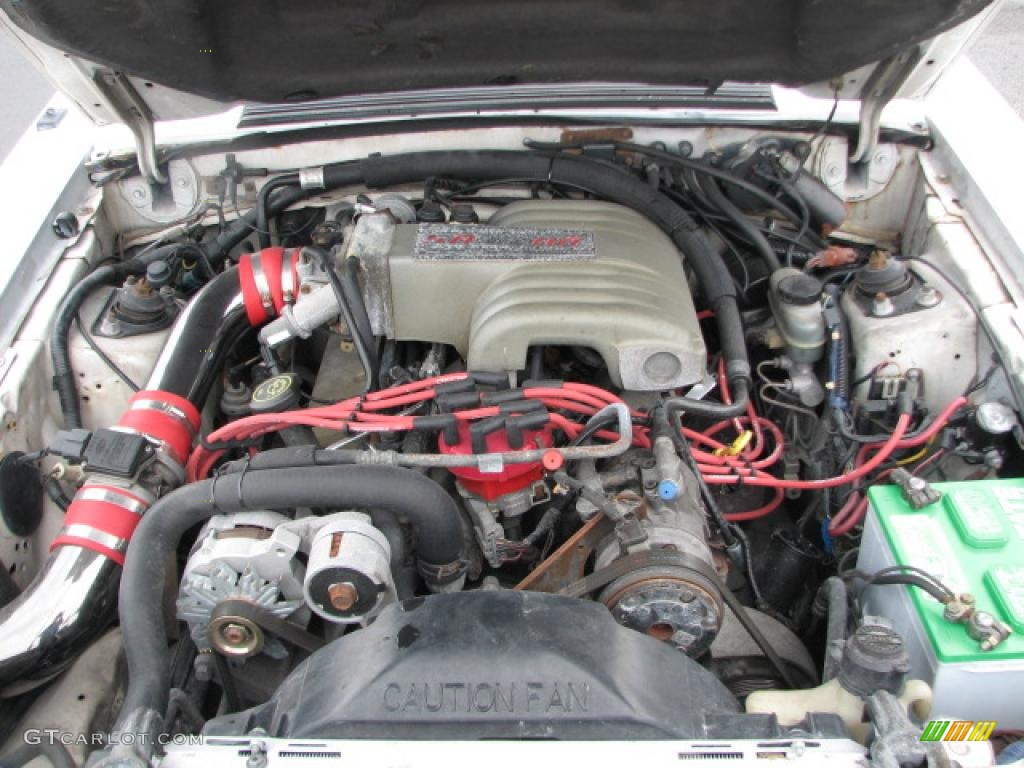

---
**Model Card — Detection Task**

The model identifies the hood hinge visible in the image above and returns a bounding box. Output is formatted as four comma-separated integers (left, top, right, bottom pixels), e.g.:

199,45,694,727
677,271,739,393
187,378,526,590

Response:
850,47,924,166
92,70,167,185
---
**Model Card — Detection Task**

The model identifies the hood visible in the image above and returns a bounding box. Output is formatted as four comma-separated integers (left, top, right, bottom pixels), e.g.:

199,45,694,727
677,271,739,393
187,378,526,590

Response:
0,0,995,126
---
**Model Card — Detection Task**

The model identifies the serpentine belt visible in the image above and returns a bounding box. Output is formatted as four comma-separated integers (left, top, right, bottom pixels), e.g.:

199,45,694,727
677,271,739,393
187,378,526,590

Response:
558,548,721,600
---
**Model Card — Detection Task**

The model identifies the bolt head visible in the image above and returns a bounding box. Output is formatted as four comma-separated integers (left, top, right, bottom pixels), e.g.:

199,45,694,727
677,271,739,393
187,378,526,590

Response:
51,211,79,239
221,622,252,645
328,582,359,611
916,285,941,308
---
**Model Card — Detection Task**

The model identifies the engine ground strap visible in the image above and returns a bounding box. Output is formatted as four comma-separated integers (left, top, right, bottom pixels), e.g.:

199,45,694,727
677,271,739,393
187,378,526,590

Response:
210,599,324,655
558,549,721,600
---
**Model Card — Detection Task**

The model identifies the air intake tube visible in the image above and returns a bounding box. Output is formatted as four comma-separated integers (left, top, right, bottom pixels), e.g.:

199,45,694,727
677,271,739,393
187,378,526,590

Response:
0,392,199,693
0,256,301,692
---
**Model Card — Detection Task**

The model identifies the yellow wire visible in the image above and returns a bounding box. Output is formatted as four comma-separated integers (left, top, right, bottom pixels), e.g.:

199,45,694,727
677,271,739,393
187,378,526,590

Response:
895,437,935,466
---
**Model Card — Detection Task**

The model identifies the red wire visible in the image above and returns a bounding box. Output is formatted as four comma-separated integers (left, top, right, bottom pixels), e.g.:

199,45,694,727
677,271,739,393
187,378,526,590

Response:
855,397,967,465
363,372,469,401
184,367,959,530
828,445,950,537
186,378,640,481
703,413,911,490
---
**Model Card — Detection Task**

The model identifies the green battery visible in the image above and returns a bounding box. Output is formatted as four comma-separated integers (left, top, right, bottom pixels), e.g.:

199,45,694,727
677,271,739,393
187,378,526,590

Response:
858,477,1024,726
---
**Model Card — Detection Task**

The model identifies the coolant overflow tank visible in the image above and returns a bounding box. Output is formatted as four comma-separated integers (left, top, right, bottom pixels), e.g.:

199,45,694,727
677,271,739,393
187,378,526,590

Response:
350,200,706,390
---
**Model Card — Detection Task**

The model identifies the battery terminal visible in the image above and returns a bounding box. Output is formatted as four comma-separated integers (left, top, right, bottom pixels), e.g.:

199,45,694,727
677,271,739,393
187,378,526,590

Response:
942,592,1013,652
891,468,942,509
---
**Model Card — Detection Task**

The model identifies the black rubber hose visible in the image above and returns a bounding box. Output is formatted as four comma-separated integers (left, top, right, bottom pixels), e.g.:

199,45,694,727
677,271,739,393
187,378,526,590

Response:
114,465,465,732
0,741,75,768
526,139,822,243
201,171,360,261
255,172,300,249
187,305,251,408
341,256,375,350
816,576,848,681
664,376,751,421
51,243,202,428
218,446,360,472
43,477,71,511
698,174,782,273
305,246,378,391
52,263,136,429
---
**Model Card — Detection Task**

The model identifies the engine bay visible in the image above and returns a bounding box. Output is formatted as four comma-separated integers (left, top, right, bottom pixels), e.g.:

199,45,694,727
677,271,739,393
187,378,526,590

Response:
0,126,1020,766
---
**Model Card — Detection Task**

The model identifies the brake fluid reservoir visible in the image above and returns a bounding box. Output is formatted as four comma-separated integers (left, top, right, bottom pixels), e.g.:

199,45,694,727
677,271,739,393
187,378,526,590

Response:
768,268,825,363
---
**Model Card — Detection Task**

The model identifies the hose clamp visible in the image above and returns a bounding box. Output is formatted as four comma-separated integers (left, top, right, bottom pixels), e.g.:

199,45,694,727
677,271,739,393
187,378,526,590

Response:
77,486,149,517
281,253,297,306
128,398,197,437
250,257,274,314
299,166,326,190
59,524,129,555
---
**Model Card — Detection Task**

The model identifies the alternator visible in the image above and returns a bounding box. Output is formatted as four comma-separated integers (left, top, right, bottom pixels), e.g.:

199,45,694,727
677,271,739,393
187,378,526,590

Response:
176,512,307,659
177,510,399,658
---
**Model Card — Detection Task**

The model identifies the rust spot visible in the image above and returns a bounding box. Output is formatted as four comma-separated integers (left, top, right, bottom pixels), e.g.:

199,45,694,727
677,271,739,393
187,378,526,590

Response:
329,532,344,558
560,126,634,145
648,623,675,642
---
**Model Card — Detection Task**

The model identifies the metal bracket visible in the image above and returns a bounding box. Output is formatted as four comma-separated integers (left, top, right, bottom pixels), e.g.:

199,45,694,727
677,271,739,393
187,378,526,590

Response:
36,106,67,132
850,48,924,166
92,70,167,184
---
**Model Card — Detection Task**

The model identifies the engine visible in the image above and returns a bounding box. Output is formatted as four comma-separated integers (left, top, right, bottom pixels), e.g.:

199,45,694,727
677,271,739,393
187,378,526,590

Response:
0,141,1018,766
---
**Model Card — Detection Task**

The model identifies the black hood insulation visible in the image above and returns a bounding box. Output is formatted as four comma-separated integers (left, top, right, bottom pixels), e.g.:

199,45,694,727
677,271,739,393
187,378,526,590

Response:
0,0,991,105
